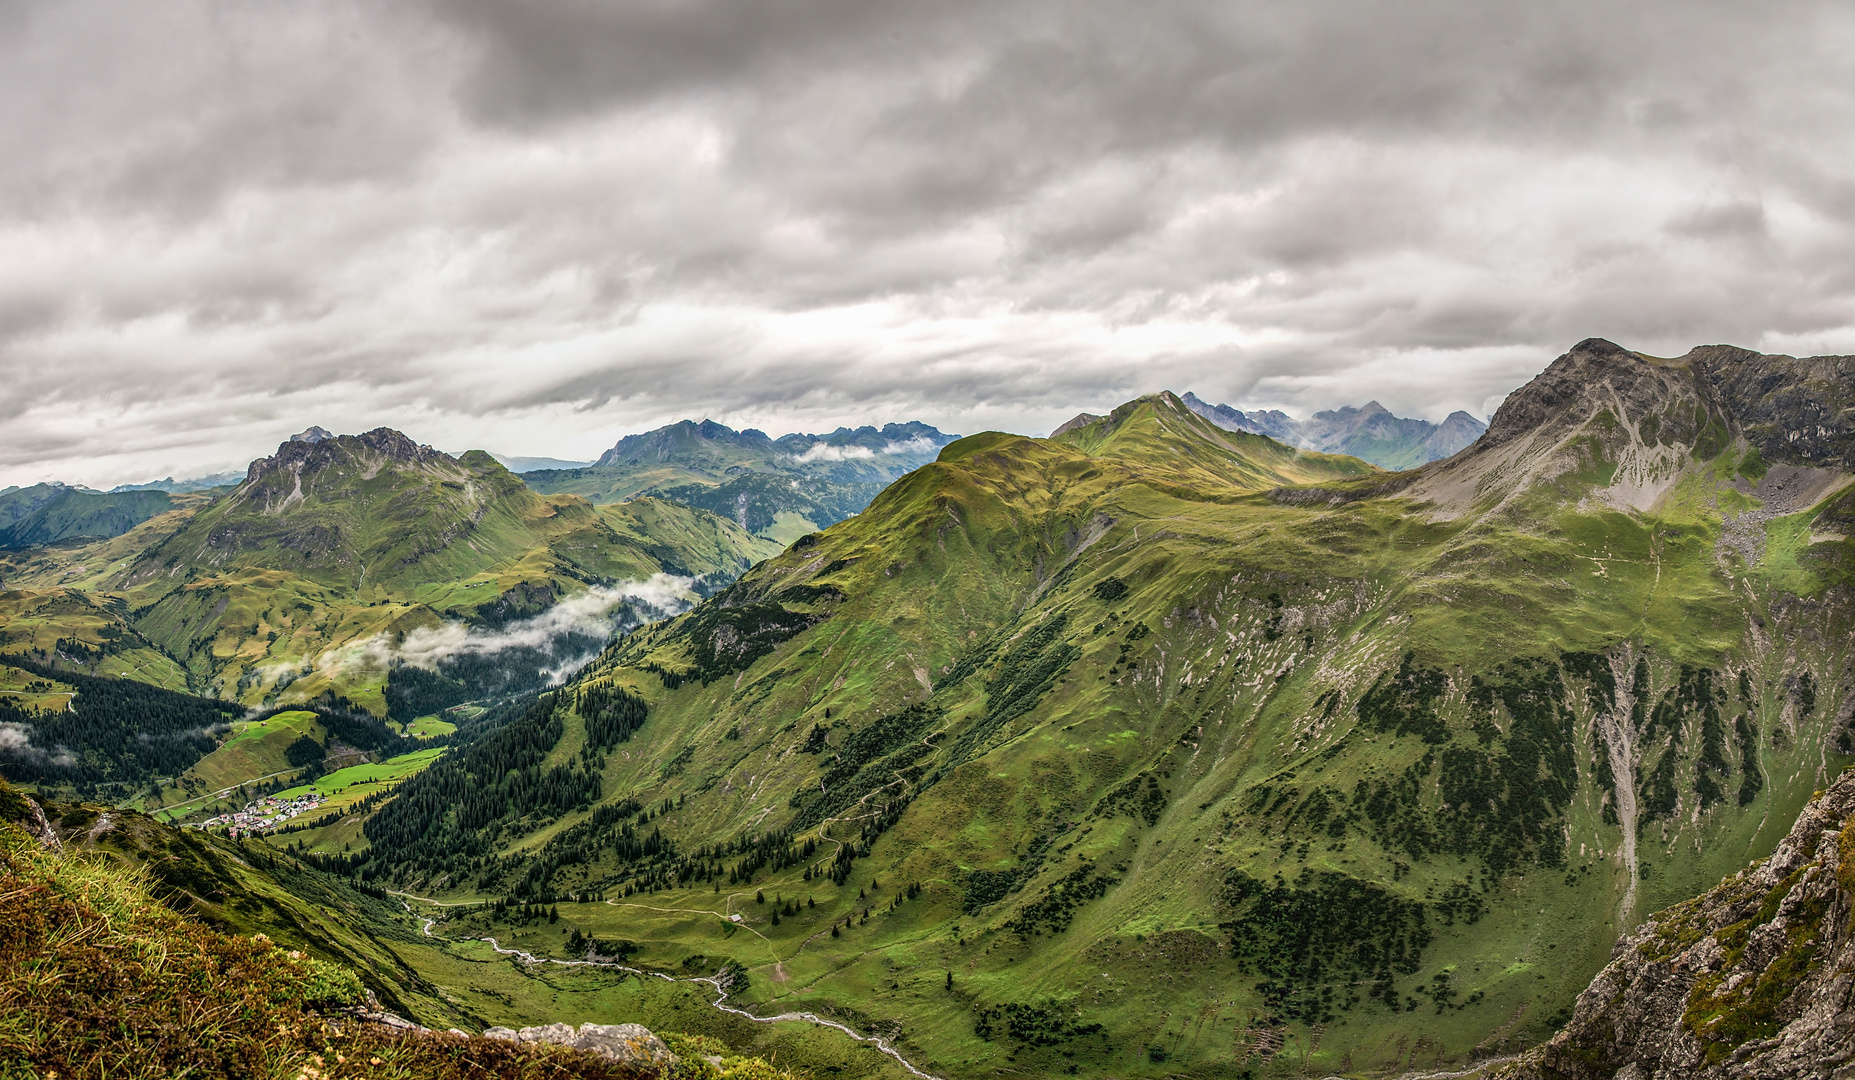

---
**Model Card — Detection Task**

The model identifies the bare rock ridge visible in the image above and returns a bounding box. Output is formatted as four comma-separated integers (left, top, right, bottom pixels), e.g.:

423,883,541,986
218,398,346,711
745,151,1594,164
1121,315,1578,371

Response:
245,426,449,486
1478,337,1855,467
1497,768,1855,1080
1050,412,1104,437
1407,338,1855,518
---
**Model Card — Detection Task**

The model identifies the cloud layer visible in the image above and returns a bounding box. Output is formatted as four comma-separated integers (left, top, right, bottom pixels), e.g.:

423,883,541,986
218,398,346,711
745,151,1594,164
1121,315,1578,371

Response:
314,573,698,685
6,1,1855,486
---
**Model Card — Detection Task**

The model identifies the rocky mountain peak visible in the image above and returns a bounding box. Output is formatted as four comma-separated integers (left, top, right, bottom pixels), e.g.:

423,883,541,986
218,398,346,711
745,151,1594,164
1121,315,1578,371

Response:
289,425,334,444
1410,337,1855,518
243,427,450,487
1476,337,1686,450
1050,412,1105,438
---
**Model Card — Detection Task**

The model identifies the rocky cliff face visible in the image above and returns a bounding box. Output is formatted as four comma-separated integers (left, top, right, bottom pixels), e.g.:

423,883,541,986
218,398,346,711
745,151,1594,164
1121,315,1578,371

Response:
1499,768,1855,1080
1408,337,1855,519
1689,345,1855,469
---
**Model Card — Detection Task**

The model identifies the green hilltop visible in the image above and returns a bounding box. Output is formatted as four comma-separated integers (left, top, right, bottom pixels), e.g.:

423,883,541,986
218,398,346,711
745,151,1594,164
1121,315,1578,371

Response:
333,345,1855,1078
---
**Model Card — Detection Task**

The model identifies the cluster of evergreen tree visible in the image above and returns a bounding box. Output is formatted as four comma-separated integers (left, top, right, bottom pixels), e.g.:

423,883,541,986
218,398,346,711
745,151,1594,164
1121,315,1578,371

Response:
284,735,326,774
383,632,606,721
502,798,830,902
575,683,648,750
673,590,820,684
0,659,241,794
361,683,820,899
787,702,939,830
361,688,641,884
1221,867,1437,1024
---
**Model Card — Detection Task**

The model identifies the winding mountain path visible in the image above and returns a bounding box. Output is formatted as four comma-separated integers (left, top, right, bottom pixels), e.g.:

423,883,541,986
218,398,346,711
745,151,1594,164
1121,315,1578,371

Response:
395,896,945,1080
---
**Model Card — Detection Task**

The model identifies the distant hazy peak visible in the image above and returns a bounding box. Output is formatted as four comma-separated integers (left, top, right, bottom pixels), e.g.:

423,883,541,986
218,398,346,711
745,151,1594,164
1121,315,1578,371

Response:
1050,412,1104,437
290,425,334,444
1178,391,1486,470
487,454,593,474
593,417,957,468
108,471,245,494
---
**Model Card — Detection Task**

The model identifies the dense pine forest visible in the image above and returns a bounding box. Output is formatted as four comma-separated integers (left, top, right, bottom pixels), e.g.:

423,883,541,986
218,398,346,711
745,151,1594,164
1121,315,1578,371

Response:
0,661,241,795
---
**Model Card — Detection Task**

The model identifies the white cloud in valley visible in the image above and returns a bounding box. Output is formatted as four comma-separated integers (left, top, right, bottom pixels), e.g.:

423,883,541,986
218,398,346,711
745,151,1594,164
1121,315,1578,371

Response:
310,574,699,686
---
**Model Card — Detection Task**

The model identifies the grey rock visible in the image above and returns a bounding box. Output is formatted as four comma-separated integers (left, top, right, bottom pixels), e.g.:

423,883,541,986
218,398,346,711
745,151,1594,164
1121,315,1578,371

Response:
22,796,60,850
484,1022,677,1076
352,1009,423,1031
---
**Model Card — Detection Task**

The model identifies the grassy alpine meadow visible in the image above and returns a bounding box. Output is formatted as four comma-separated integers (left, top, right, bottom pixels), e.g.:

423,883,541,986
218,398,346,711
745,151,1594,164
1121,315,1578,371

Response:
347,390,1855,1078
402,714,460,738
274,747,450,802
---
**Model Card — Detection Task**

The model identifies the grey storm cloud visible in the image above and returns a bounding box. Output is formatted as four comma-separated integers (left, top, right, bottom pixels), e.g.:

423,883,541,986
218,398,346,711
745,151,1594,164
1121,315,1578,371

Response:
4,0,1855,485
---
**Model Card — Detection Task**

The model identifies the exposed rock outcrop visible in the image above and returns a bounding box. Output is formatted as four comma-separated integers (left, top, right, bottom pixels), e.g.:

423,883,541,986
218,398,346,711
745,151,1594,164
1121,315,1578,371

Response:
1406,338,1855,520
484,1022,677,1077
1497,768,1855,1080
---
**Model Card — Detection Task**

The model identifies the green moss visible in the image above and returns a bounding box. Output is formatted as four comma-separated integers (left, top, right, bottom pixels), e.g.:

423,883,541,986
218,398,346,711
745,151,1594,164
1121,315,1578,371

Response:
1738,445,1768,482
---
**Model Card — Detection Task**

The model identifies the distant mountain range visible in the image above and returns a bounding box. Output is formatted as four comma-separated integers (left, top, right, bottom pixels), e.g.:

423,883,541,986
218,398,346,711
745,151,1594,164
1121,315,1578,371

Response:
108,472,246,494
0,482,177,550
522,419,959,543
1179,392,1486,469
488,454,592,473
0,427,778,717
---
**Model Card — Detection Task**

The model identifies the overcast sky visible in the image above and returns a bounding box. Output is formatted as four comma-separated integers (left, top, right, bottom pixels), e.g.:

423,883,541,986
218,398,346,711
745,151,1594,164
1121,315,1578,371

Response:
6,1,1855,487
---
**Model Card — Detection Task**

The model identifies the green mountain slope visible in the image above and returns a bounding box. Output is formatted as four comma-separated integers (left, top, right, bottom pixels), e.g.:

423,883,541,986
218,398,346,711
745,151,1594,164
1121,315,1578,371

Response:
339,352,1855,1078
0,482,174,549
523,419,957,543
112,429,780,710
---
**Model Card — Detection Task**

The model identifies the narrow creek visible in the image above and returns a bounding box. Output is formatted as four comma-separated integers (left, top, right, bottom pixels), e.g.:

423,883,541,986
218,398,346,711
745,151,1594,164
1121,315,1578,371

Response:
395,897,946,1080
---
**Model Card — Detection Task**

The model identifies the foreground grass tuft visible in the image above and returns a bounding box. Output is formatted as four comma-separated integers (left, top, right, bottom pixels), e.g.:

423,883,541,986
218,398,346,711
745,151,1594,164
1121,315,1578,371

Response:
0,785,800,1080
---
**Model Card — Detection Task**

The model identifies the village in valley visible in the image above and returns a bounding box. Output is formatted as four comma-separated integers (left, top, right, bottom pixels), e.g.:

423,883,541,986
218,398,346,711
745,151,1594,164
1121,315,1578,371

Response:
196,792,325,837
